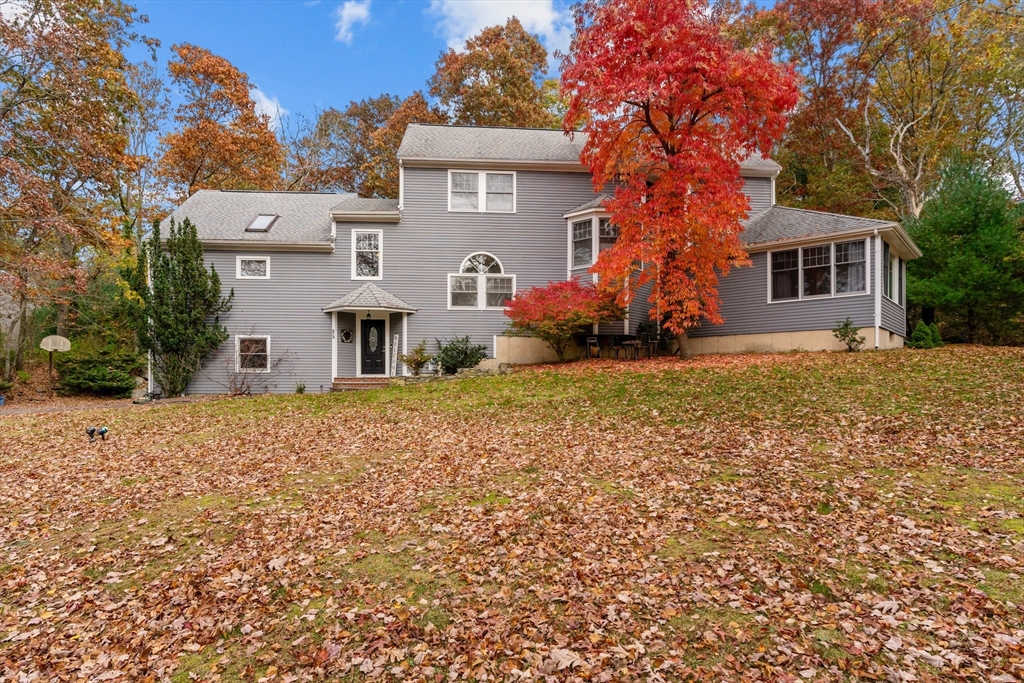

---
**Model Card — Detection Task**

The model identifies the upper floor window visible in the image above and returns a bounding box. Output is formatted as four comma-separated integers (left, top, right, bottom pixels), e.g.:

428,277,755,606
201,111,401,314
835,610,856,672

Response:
449,252,516,309
770,239,868,302
449,171,516,213
352,229,382,280
236,255,270,279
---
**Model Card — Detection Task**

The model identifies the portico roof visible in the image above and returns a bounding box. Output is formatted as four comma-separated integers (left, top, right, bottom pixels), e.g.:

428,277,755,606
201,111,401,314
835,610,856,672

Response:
321,282,417,314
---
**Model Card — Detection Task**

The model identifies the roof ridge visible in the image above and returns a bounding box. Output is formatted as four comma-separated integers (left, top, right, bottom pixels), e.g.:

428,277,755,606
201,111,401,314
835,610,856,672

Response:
767,204,898,225
407,122,580,133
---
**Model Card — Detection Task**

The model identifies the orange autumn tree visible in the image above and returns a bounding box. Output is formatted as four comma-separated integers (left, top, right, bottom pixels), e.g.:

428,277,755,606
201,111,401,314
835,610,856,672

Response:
158,44,284,200
561,0,799,356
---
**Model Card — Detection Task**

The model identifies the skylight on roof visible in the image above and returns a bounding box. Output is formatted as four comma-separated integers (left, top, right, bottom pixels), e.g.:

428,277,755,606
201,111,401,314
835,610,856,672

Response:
246,214,278,232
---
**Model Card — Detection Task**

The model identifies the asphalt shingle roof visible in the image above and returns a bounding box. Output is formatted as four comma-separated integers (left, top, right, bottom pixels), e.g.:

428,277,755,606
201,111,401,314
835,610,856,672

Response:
163,190,353,244
565,195,613,215
740,206,897,246
322,283,417,313
399,124,781,172
330,197,400,213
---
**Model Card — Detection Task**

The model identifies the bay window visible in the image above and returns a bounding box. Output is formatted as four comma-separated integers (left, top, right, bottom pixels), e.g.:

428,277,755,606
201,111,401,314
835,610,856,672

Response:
572,220,593,268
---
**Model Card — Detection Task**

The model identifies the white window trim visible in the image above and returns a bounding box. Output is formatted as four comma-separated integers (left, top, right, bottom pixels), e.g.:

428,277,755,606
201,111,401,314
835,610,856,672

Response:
765,238,871,304
447,170,517,214
882,247,902,304
566,213,614,274
447,272,517,310
351,229,383,281
235,335,271,373
236,255,270,279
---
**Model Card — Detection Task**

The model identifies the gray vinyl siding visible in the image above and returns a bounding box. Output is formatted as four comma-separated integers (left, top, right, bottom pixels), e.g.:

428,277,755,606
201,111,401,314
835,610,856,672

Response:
881,296,905,336
187,250,336,394
378,166,601,363
688,250,874,337
337,312,356,378
742,176,773,214
628,279,656,335
389,312,405,374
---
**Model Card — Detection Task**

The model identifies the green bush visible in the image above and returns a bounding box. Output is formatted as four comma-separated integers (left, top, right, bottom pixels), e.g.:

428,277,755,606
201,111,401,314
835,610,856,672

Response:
0,380,12,393
928,322,943,347
16,370,30,383
832,317,865,352
55,348,144,396
400,340,433,376
435,336,487,375
908,321,936,349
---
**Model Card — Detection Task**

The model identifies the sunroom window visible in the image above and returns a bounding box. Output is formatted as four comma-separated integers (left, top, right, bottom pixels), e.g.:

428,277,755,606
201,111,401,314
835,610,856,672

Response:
771,239,869,302
449,253,515,309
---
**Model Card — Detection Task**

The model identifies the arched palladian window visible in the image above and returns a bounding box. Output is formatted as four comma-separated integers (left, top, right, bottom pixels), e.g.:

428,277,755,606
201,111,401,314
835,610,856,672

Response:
449,252,516,309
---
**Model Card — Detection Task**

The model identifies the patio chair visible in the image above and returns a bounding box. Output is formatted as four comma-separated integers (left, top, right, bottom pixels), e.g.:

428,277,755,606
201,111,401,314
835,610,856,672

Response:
609,335,626,359
585,336,600,359
646,332,663,358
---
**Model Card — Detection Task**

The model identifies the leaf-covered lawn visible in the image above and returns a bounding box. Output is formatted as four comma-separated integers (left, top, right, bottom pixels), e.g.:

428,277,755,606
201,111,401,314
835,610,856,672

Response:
2,346,1023,682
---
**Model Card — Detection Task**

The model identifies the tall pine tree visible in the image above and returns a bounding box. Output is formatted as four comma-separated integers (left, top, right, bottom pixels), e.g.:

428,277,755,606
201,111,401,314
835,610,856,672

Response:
125,218,233,396
907,162,1024,343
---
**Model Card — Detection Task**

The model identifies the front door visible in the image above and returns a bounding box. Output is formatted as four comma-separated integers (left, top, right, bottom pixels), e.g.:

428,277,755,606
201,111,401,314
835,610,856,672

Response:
361,318,386,375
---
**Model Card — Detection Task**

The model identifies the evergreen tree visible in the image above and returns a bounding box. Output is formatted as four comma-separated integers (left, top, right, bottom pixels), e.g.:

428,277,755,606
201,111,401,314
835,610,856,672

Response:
906,162,1024,343
908,321,936,349
125,218,233,396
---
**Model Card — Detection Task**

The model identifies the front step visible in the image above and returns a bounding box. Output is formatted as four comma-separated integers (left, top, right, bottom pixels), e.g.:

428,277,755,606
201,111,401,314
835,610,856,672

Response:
331,377,392,392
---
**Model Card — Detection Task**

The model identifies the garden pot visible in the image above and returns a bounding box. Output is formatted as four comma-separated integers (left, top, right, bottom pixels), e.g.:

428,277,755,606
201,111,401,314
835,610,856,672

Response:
0,395,6,407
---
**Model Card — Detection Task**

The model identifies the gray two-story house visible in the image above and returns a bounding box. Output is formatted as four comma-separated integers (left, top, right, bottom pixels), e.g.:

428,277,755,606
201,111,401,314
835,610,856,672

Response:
163,124,920,394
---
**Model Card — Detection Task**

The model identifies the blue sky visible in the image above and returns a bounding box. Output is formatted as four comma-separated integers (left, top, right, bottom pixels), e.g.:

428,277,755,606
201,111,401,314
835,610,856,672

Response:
131,0,578,126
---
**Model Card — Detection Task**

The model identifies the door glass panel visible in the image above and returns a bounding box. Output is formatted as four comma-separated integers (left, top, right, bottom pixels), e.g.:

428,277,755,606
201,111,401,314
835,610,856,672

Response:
368,326,379,353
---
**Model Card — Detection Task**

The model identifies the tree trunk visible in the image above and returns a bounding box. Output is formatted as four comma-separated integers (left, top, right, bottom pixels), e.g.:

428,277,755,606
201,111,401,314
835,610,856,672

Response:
676,331,692,360
14,294,28,372
55,303,69,338
921,306,935,325
966,308,977,344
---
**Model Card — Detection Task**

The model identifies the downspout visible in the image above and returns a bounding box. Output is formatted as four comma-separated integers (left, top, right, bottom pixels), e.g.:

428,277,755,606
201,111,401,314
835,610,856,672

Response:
873,230,881,349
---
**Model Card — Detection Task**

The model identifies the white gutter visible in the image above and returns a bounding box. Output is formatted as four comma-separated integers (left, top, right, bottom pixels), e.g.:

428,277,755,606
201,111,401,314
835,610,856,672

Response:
874,229,882,349
200,240,335,253
330,211,401,223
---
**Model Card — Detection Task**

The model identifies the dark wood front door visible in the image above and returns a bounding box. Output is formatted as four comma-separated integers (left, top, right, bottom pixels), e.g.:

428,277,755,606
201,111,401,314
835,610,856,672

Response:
361,319,386,375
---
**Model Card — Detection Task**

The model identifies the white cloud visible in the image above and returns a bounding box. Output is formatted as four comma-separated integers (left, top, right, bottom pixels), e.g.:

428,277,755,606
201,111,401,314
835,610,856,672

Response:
334,0,371,44
252,87,288,130
428,0,573,56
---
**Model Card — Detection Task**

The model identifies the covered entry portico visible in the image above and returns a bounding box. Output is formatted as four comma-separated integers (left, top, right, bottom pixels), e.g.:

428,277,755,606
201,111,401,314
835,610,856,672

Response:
322,283,417,378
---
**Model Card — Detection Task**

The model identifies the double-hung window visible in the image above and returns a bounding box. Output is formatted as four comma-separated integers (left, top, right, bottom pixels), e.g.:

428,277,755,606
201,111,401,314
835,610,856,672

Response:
352,229,382,279
835,240,866,293
771,250,800,301
449,253,515,309
572,220,593,268
882,241,903,303
599,218,618,253
802,245,831,297
449,171,515,213
770,239,868,301
236,336,270,372
236,255,270,279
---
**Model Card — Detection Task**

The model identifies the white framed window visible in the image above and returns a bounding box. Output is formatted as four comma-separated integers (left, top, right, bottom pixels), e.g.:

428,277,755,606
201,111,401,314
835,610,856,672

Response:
448,171,516,213
448,252,516,309
599,218,618,253
352,229,382,280
572,219,593,268
236,255,270,279
769,239,869,302
236,335,270,372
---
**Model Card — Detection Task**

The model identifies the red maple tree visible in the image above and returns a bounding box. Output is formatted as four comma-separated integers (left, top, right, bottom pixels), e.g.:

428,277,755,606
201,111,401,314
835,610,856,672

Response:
504,278,622,360
561,0,799,355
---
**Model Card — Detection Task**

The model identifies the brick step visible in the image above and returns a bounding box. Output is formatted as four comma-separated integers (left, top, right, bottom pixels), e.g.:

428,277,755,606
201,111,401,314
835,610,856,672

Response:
331,378,391,392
